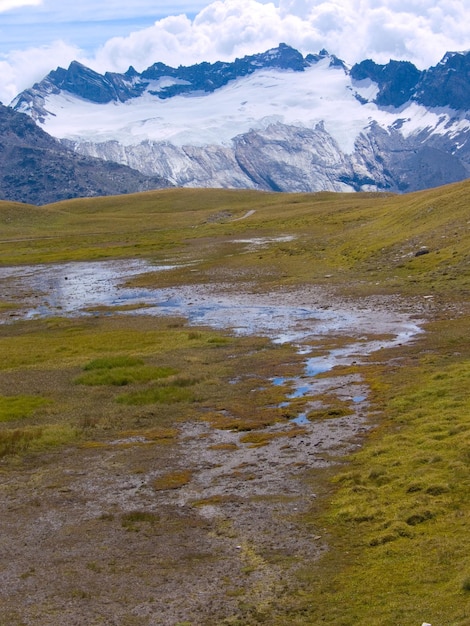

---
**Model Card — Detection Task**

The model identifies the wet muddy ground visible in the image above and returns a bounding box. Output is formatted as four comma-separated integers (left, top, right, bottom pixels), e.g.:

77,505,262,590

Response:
0,261,424,625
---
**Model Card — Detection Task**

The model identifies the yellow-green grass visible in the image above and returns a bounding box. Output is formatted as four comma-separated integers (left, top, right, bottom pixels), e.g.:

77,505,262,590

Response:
239,425,308,447
0,182,468,298
0,313,302,459
153,469,193,491
0,423,77,458
306,397,355,421
276,315,470,625
0,315,237,371
116,379,200,405
75,356,178,386
0,394,50,422
121,510,160,531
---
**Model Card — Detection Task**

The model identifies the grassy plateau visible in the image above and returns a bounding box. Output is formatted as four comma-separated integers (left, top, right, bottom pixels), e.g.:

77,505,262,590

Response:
0,182,468,625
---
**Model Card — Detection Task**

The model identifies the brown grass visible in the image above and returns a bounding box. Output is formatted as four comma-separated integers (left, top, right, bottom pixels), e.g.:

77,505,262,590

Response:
153,469,193,491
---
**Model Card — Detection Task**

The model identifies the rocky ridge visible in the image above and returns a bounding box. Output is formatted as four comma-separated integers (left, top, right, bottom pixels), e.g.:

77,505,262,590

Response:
9,44,470,196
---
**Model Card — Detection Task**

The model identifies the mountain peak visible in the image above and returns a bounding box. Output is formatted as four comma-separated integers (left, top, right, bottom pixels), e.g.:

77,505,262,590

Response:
14,43,315,110
413,48,470,109
350,58,421,107
258,43,306,70
305,48,347,70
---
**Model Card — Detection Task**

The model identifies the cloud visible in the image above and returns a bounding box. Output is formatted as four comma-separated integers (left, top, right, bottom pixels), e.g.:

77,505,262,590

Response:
0,41,82,103
91,0,470,73
0,0,41,11
1,0,469,105
89,1,283,72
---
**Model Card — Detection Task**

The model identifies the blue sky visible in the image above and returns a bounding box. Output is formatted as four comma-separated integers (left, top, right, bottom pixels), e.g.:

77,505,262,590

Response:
0,2,213,54
0,0,468,104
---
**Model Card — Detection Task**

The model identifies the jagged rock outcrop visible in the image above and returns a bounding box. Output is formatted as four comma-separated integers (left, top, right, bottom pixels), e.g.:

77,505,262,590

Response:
413,51,470,109
350,59,422,107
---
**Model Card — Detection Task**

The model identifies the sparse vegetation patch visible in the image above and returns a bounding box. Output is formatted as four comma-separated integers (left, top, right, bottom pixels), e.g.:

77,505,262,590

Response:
116,382,198,405
75,362,177,386
153,469,192,491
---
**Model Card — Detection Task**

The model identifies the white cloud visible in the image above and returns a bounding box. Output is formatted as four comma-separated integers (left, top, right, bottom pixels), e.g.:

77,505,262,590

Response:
89,1,285,72
90,0,469,73
1,0,469,105
0,0,41,11
0,41,81,104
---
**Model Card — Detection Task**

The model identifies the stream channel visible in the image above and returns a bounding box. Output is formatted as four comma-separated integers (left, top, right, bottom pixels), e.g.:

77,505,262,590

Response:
0,259,423,425
0,258,428,622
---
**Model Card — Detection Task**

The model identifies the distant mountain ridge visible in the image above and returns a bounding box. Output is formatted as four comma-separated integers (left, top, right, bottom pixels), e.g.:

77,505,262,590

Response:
10,44,470,195
13,43,470,112
351,50,470,109
14,44,344,116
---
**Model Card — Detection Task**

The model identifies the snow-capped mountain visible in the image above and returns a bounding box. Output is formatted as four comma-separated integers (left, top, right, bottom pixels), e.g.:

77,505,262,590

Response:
12,44,470,193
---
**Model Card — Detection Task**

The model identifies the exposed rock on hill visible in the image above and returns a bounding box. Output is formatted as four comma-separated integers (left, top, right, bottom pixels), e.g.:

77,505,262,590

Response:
0,103,170,205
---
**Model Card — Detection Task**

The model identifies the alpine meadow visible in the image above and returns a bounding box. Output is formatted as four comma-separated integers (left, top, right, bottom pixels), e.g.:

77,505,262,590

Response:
0,182,469,625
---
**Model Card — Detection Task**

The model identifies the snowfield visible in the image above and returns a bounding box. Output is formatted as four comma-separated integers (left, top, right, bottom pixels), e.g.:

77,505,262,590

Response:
39,60,402,153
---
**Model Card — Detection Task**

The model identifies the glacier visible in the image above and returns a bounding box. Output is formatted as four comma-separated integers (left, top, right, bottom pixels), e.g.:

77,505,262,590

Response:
12,45,470,193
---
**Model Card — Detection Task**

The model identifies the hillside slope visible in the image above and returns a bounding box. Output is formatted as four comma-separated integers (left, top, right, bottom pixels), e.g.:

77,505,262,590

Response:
1,179,468,300
0,103,170,205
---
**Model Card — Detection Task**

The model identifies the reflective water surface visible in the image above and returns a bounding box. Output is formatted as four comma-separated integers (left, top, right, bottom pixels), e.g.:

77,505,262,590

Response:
0,259,422,423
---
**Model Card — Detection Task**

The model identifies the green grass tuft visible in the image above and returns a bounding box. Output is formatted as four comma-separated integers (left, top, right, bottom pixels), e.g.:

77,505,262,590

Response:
116,383,198,405
0,395,50,422
0,424,77,457
153,469,192,490
75,364,178,386
121,510,160,531
83,356,145,370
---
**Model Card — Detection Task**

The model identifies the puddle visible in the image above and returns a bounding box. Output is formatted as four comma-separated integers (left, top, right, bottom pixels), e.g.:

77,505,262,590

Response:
232,235,296,251
0,259,166,319
353,395,366,403
0,259,423,423
289,385,311,399
291,412,310,425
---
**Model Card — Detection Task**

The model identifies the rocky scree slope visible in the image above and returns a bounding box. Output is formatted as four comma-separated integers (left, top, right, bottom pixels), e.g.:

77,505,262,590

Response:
10,43,470,194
